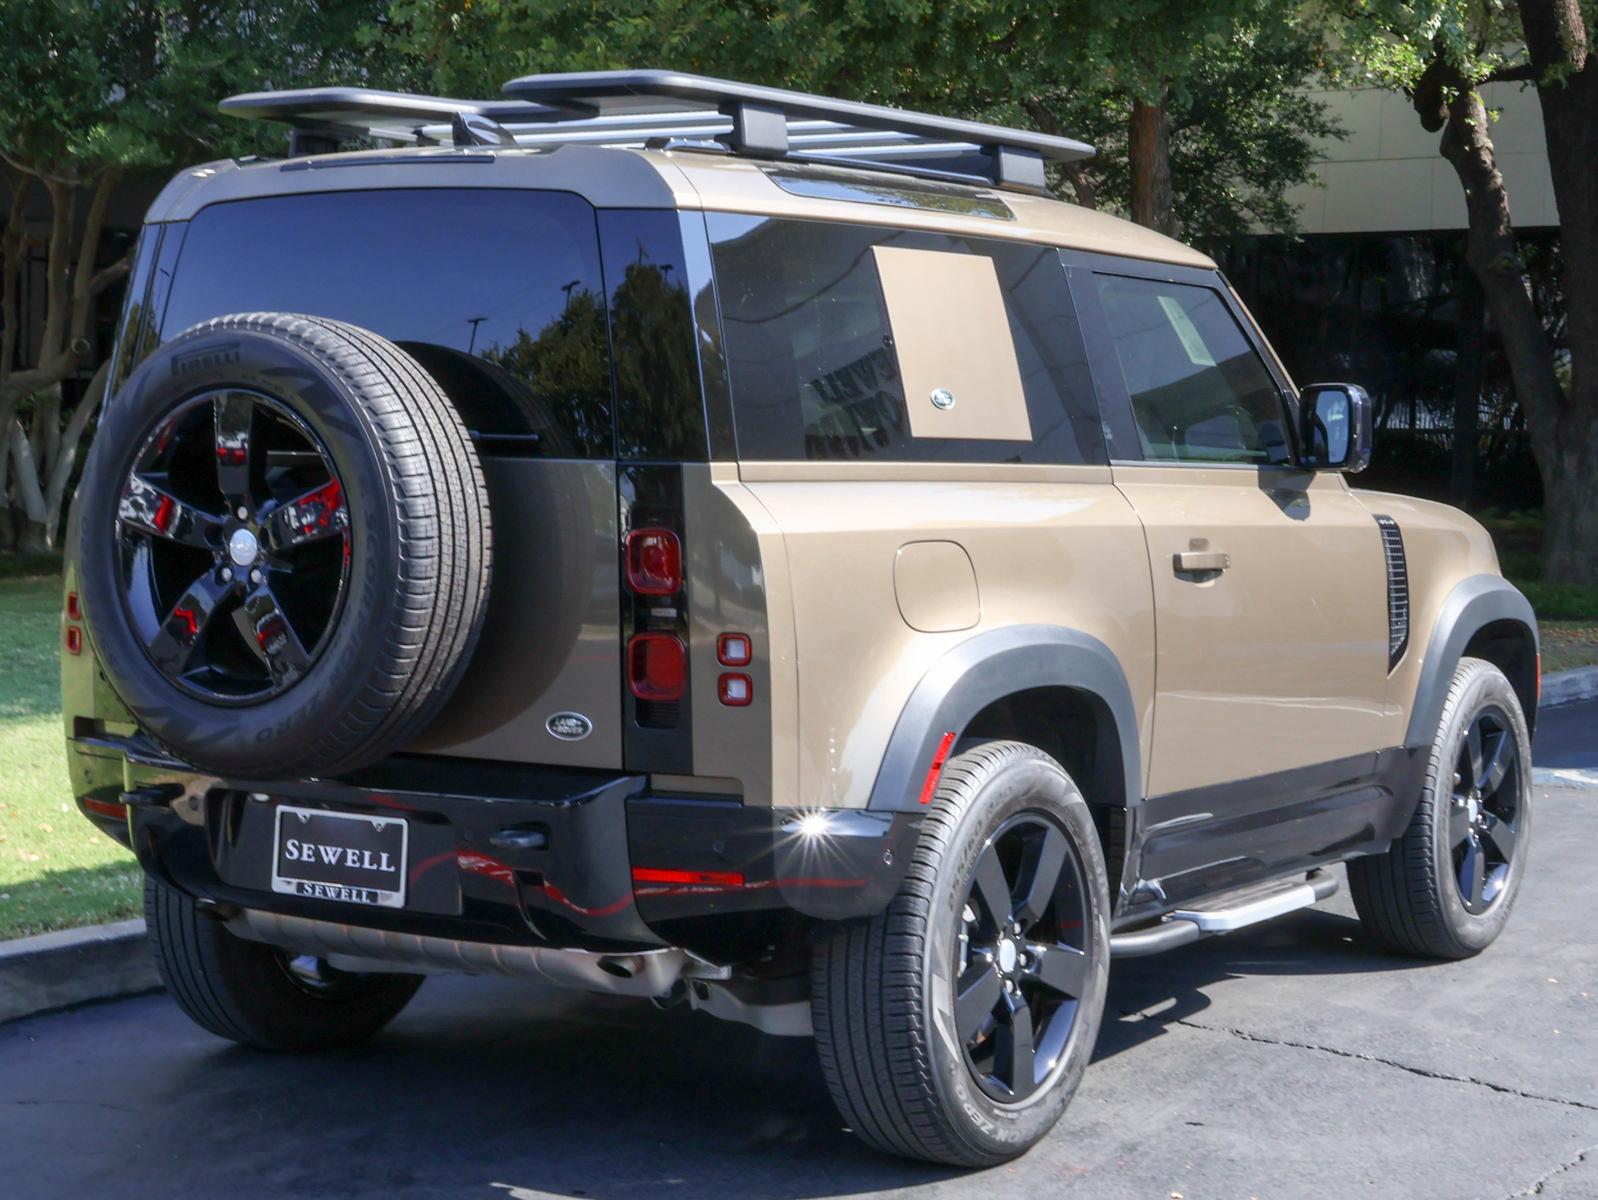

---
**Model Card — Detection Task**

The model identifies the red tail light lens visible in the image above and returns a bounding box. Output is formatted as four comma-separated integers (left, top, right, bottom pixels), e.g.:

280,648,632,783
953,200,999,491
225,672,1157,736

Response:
65,626,83,656
65,591,82,621
626,528,682,596
718,673,752,706
628,633,686,700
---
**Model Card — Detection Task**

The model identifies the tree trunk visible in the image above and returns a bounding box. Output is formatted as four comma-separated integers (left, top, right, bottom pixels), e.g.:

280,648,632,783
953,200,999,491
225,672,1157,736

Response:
1414,66,1571,565
1520,0,1598,583
1129,95,1178,236
1450,255,1484,508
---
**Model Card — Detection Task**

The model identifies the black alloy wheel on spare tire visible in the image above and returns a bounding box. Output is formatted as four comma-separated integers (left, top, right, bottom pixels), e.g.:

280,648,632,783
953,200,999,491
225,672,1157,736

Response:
75,313,492,779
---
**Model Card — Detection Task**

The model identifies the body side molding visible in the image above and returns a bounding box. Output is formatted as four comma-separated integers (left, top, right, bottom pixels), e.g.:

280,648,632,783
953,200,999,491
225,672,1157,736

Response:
1403,573,1539,748
866,623,1142,812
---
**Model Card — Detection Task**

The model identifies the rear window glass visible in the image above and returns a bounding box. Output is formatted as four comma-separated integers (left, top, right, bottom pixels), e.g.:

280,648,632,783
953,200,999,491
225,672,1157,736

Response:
162,189,614,458
707,213,1104,464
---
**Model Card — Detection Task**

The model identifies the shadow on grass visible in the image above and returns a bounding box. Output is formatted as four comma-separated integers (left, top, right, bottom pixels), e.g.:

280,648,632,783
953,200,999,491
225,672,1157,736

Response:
0,860,142,941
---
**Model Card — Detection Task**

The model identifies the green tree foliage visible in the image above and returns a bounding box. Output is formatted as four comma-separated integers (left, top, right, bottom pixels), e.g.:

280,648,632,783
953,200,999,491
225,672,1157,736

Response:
383,0,1336,238
1334,1,1598,583
0,1,392,551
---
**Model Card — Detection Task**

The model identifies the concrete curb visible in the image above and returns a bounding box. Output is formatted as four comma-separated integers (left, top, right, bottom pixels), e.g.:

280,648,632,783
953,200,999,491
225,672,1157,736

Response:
1533,767,1598,790
0,918,160,1025
1541,665,1598,709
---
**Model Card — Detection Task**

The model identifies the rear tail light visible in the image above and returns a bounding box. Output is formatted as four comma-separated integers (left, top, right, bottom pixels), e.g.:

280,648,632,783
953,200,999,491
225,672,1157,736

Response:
66,591,82,621
64,626,82,655
718,673,752,706
628,633,686,701
625,528,682,596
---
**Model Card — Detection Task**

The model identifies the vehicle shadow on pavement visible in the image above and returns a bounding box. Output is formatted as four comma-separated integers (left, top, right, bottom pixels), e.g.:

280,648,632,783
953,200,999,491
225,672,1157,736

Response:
1096,906,1439,1061
112,906,1439,1199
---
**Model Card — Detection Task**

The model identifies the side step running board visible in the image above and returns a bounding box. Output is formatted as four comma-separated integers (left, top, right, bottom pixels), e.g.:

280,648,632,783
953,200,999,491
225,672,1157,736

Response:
1110,870,1339,959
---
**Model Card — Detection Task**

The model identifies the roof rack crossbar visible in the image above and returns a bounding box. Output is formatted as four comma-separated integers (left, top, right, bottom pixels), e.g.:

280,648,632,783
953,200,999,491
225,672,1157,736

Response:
219,70,1094,195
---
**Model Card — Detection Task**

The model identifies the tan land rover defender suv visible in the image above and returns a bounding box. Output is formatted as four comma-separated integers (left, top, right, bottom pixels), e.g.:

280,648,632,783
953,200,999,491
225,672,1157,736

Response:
62,72,1539,1167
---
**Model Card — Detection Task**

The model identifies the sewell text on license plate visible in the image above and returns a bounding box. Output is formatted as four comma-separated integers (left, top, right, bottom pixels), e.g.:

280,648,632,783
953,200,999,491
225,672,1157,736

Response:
271,803,409,909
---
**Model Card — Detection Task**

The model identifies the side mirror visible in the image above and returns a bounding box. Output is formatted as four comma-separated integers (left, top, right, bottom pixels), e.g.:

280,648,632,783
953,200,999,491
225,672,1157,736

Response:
1299,383,1372,472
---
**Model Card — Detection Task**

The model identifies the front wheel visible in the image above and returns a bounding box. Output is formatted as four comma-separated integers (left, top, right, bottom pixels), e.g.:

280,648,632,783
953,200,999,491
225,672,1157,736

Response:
145,878,423,1052
1349,657,1532,959
811,742,1111,1166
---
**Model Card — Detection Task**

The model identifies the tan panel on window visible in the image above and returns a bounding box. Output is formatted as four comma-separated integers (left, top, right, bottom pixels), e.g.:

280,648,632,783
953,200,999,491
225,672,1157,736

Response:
871,245,1032,441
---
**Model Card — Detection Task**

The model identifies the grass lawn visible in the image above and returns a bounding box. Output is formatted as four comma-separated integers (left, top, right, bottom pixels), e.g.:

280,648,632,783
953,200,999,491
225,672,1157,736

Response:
0,575,141,940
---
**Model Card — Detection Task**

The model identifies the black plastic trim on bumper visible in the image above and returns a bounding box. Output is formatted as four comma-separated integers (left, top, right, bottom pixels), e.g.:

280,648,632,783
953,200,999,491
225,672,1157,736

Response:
80,738,923,963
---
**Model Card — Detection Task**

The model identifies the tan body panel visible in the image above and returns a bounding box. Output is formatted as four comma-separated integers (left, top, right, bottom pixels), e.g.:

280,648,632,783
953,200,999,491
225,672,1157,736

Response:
1348,489,1503,747
737,462,1154,811
652,149,1213,267
1112,465,1390,796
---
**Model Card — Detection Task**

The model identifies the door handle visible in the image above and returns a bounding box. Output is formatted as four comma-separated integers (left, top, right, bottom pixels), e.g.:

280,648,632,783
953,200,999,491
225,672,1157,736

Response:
1174,550,1231,574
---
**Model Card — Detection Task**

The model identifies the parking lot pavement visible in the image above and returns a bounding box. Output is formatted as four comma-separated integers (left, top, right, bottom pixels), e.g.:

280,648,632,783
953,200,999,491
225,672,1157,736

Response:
1536,698,1598,772
3,785,1594,1200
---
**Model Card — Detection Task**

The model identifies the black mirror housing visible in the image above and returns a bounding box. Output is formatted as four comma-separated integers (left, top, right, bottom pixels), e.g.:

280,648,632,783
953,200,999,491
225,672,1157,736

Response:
1299,383,1372,472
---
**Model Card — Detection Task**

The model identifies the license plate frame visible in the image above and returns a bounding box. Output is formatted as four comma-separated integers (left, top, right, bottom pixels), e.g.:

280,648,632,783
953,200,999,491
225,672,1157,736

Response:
271,804,409,910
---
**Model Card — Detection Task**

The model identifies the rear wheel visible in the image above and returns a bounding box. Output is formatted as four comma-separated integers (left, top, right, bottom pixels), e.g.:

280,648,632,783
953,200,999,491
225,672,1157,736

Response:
811,742,1110,1166
145,878,422,1052
1349,657,1532,959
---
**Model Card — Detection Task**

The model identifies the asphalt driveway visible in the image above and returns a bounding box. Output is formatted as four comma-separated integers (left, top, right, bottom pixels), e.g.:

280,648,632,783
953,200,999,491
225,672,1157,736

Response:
3,783,1594,1200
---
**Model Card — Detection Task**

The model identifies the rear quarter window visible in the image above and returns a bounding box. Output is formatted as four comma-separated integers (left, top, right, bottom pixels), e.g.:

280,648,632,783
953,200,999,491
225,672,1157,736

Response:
161,188,614,458
707,213,1104,465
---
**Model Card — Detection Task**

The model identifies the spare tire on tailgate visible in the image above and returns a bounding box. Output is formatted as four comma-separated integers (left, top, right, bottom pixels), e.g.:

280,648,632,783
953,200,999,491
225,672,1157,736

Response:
75,313,492,778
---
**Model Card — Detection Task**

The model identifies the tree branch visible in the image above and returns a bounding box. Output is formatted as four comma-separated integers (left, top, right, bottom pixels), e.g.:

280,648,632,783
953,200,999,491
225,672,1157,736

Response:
1481,62,1543,85
68,170,121,349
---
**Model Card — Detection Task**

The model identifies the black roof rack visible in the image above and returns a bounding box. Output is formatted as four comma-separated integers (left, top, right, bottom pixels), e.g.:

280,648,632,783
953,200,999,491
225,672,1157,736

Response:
220,70,1094,196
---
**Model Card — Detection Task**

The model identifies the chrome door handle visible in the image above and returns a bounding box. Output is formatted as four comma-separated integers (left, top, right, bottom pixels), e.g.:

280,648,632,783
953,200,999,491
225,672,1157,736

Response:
1174,551,1231,574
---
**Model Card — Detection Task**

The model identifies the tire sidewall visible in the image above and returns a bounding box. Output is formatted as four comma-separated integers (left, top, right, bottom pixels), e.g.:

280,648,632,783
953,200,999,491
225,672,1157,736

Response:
77,322,403,775
1427,662,1533,952
921,751,1111,1159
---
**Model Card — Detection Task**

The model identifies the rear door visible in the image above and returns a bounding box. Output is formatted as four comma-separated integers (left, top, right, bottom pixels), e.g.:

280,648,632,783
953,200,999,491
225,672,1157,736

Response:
1070,259,1389,891
158,187,628,768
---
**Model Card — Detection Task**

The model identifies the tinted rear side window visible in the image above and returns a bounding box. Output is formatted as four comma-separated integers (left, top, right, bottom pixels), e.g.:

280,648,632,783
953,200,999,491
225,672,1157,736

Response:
599,210,706,461
707,214,1103,464
163,189,613,457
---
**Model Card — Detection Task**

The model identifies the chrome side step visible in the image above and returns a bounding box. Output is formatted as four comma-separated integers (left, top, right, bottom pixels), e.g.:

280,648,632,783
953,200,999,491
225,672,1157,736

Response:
1110,870,1339,959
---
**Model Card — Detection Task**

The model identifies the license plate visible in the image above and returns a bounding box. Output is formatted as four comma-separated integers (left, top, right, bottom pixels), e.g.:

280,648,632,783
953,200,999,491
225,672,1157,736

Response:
272,805,408,909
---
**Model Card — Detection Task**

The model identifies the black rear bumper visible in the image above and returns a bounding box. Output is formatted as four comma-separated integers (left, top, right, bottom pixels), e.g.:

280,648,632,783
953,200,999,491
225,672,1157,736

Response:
75,736,922,962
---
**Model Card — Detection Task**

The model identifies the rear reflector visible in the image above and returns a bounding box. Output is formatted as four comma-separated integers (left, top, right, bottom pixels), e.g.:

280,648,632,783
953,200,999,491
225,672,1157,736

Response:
64,626,82,655
632,866,744,887
65,591,82,621
81,797,127,821
717,632,752,666
628,632,686,701
626,528,682,596
917,731,958,805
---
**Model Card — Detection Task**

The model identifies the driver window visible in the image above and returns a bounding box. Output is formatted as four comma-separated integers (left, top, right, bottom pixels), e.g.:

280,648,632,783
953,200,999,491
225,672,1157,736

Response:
1093,275,1289,464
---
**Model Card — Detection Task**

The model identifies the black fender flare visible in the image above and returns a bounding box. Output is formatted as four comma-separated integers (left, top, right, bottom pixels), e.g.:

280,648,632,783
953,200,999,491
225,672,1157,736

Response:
866,624,1142,813
1403,574,1539,748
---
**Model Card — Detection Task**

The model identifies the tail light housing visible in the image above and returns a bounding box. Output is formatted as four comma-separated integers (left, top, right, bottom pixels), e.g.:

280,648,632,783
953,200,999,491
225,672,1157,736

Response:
628,632,686,701
626,528,682,596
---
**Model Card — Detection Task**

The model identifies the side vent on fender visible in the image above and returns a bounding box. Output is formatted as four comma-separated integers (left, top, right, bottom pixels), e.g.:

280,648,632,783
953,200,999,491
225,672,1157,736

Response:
1374,515,1409,672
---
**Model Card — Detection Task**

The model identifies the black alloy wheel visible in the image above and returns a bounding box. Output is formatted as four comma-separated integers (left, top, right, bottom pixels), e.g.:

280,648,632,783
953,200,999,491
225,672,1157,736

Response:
954,812,1092,1103
1448,706,1522,915
75,313,492,778
1348,656,1533,960
811,741,1110,1167
117,388,349,703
